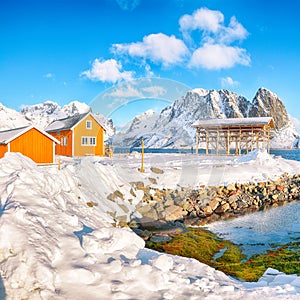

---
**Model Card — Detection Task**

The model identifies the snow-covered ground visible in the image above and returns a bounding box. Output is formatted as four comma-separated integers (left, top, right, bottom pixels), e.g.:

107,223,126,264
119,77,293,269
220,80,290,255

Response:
0,150,300,299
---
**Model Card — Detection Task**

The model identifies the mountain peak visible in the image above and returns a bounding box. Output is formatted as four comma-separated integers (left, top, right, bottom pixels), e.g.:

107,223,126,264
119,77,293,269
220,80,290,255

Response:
113,87,298,149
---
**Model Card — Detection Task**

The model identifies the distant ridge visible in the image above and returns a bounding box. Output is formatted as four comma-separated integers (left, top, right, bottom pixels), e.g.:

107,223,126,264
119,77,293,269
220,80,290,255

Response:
112,87,299,149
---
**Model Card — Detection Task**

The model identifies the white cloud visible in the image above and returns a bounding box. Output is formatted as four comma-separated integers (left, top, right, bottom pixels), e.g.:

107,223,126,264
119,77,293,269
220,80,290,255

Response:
81,58,134,83
220,16,249,44
142,86,167,97
179,7,224,34
44,73,54,78
112,33,189,67
145,64,154,77
179,8,248,44
115,0,141,11
107,85,143,98
190,43,250,70
221,76,239,87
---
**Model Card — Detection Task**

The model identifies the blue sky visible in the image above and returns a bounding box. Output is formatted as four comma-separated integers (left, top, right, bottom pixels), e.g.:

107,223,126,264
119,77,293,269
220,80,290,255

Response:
1,0,300,126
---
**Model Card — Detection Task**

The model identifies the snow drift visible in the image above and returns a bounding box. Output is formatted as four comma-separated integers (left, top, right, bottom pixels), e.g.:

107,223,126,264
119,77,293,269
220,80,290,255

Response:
0,151,300,299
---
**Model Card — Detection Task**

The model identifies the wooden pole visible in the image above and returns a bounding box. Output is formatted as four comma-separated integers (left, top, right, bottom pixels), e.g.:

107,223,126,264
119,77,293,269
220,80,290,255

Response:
205,131,209,155
196,129,199,155
140,140,145,173
58,158,61,170
140,140,145,172
216,130,219,155
226,129,230,155
268,126,271,153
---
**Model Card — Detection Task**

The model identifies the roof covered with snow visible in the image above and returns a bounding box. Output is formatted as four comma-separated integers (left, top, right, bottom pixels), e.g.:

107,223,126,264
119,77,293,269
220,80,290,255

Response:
45,112,106,132
0,125,60,144
45,113,89,132
192,117,275,128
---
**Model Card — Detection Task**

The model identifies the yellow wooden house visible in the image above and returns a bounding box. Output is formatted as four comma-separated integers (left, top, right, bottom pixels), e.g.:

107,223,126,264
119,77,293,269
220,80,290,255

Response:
45,112,106,156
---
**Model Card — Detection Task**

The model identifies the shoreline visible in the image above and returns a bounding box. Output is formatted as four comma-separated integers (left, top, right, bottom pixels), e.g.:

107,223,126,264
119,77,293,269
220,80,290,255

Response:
127,172,300,241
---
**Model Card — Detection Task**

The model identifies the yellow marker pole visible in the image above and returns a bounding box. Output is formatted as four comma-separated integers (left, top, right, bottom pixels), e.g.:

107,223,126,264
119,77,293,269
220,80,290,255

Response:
140,140,145,172
58,158,61,170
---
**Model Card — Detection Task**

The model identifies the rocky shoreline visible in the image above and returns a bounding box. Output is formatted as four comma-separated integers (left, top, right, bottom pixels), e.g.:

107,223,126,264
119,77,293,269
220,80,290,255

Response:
124,172,300,242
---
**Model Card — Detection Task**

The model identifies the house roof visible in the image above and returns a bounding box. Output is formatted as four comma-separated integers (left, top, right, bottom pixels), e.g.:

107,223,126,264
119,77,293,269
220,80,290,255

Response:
0,125,60,144
45,112,106,132
191,117,275,129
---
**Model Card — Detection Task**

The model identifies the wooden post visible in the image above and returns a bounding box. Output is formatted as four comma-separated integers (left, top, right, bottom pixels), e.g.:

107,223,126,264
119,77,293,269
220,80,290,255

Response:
239,128,242,155
216,130,219,155
267,126,271,153
226,129,230,155
246,136,249,154
205,131,209,155
235,137,238,155
58,158,61,170
195,129,199,155
140,140,145,172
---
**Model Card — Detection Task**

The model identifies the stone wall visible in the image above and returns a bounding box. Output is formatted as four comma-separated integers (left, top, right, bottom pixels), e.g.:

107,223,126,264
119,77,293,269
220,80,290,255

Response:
131,173,300,229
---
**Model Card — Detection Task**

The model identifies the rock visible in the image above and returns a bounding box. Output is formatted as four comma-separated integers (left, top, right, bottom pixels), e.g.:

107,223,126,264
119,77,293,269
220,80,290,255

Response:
230,201,237,210
165,199,174,207
132,228,152,240
276,185,284,191
137,204,152,214
150,234,172,243
203,205,213,216
149,177,157,184
134,181,145,190
208,198,220,211
144,207,159,220
130,188,137,197
165,205,184,221
215,203,230,214
237,201,248,209
150,167,164,174
228,194,239,204
226,184,236,191
119,203,129,214
86,201,98,207
114,190,124,200
107,193,116,201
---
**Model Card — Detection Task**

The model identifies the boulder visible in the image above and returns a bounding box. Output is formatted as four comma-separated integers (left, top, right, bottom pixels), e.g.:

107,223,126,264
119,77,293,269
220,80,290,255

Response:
150,167,164,174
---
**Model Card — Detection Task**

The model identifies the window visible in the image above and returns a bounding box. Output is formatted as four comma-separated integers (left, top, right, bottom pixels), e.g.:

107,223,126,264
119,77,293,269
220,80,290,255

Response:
61,136,68,146
81,136,96,146
90,137,96,145
86,120,92,129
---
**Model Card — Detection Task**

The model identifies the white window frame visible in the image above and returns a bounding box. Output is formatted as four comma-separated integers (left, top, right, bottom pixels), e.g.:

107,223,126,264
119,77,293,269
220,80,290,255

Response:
62,136,68,146
81,136,96,146
86,120,92,129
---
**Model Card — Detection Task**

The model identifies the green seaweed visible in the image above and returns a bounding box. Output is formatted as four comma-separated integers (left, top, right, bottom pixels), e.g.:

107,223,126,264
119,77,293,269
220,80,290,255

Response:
146,228,300,282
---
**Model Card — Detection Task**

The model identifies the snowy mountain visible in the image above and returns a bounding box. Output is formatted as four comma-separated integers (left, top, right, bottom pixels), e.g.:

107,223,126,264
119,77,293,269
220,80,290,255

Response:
21,100,91,129
20,100,115,139
0,102,30,131
112,87,298,149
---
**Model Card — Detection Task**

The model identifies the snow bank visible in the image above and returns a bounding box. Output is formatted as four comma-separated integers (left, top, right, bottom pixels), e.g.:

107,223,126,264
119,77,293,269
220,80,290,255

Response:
0,152,300,299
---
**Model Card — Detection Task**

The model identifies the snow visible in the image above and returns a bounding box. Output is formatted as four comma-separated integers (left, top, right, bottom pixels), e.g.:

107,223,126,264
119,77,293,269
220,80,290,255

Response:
0,150,300,299
192,117,273,128
0,126,28,143
0,103,29,131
